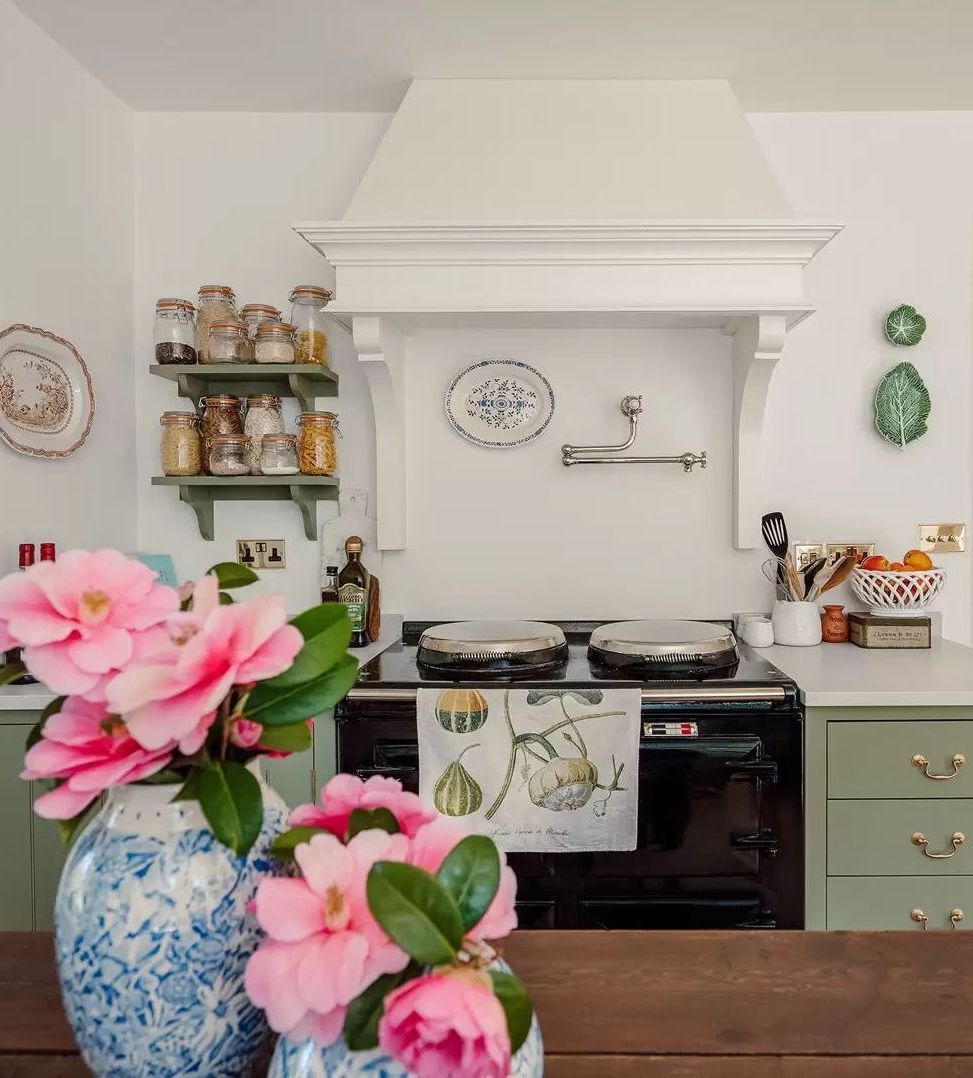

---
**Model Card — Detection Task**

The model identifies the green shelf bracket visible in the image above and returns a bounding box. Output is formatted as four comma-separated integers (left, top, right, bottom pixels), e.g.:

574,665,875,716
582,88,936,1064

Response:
151,476,339,541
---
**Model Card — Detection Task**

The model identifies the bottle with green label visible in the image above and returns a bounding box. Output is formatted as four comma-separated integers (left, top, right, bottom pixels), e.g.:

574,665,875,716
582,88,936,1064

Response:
338,535,369,648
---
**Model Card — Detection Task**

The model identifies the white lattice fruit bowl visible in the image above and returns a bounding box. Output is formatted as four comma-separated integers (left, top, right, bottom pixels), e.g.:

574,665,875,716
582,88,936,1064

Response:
851,568,946,616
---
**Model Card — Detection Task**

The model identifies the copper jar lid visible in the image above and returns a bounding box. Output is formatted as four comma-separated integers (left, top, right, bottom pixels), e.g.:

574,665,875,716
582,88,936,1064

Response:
210,434,248,446
298,411,337,426
245,394,282,407
156,298,195,312
240,303,280,318
289,286,333,302
209,320,246,334
201,394,241,406
160,411,198,426
262,433,297,447
255,321,296,337
198,285,235,298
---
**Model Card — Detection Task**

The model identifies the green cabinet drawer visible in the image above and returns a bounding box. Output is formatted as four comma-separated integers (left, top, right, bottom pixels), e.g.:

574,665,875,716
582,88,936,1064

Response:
828,720,973,799
828,875,973,930
828,798,973,875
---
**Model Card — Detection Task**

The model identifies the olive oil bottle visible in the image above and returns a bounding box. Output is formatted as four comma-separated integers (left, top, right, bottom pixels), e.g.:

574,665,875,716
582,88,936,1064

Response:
338,536,369,648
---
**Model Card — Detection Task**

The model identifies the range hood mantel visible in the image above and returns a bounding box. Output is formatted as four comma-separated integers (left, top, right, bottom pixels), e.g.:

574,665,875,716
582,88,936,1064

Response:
294,81,842,553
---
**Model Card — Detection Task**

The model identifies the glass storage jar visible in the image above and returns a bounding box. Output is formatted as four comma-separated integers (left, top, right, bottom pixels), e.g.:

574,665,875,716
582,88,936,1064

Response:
240,303,281,346
243,394,284,474
154,299,197,365
289,286,332,366
254,322,296,364
208,320,249,364
259,434,299,476
196,285,237,363
209,435,250,476
297,411,338,475
159,411,201,476
200,395,243,475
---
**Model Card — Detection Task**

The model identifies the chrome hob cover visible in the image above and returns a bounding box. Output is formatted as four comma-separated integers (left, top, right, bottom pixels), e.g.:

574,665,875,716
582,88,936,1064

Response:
417,620,568,674
589,619,739,671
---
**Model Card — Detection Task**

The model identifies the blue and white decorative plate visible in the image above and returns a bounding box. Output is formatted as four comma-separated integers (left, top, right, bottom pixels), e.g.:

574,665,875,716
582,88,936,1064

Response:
445,360,555,448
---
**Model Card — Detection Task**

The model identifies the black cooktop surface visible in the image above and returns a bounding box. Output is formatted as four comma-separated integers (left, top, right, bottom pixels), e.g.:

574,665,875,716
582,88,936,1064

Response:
355,620,795,692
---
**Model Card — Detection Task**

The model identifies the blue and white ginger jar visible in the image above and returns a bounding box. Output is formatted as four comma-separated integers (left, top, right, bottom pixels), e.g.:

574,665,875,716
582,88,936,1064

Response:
54,775,287,1077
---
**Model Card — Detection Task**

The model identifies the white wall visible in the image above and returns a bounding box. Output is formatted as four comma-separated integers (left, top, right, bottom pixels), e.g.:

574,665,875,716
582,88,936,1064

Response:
130,109,972,640
0,0,135,569
133,113,389,610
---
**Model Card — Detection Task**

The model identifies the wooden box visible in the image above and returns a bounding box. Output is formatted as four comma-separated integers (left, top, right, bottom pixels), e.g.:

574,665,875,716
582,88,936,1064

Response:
848,611,931,649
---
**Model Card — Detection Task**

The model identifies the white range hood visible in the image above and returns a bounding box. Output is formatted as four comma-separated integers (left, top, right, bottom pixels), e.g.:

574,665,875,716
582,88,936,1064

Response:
296,79,842,551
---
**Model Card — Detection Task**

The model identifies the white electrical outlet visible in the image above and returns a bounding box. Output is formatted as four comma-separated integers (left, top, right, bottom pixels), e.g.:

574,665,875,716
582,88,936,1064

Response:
236,539,258,567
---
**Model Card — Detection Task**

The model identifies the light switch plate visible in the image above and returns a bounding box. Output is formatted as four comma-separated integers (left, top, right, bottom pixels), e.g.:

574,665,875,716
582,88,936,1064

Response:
917,523,966,553
235,539,287,569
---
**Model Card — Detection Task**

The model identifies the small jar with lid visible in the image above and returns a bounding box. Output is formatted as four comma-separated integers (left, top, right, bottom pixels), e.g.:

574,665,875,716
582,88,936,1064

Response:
240,303,280,343
159,411,201,476
254,322,296,364
196,285,237,362
200,394,243,474
243,394,284,474
289,286,332,366
208,320,249,364
297,411,338,475
154,299,197,365
259,434,299,476
209,434,250,476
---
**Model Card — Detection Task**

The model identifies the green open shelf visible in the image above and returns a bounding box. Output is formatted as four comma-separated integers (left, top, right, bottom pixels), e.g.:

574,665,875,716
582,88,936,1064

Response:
151,475,339,541
149,363,338,412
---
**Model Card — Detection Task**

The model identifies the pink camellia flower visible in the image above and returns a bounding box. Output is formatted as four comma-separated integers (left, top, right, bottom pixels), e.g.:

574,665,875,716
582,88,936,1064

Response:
245,829,411,1043
229,717,263,749
409,818,517,941
20,696,172,819
0,550,178,701
290,773,436,840
106,591,302,752
378,969,511,1078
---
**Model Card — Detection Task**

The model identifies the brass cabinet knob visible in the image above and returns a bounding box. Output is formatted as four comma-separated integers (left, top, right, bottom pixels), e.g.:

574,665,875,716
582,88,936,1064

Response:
950,908,965,929
912,753,966,780
911,908,929,930
911,831,966,858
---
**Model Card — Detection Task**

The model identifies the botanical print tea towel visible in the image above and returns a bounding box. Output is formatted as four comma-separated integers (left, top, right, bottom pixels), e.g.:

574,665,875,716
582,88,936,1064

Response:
417,687,640,853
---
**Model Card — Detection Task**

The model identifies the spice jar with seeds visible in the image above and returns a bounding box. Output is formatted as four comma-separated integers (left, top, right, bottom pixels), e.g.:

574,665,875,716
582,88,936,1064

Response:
159,411,201,476
254,322,296,364
297,411,338,475
289,285,332,366
200,394,243,474
209,434,250,476
196,285,237,363
243,394,284,474
240,303,281,356
154,299,197,365
208,320,249,364
259,434,299,476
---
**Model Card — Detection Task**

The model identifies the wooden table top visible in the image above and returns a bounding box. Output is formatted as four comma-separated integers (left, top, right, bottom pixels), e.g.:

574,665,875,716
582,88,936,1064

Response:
3,930,973,1077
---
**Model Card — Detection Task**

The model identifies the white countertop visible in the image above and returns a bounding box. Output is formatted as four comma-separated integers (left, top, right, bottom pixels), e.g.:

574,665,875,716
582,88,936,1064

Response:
762,638,973,708
0,615,405,712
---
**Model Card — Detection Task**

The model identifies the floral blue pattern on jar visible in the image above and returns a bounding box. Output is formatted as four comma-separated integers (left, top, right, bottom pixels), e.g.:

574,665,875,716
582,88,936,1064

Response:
54,778,287,1078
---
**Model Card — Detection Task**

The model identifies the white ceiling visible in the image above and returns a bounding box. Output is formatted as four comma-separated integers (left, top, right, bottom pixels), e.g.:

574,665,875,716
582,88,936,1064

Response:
14,0,973,113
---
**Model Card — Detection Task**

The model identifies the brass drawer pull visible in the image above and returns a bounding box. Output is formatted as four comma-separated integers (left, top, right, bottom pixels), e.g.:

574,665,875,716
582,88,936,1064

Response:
950,908,965,929
911,908,929,930
912,753,966,780
912,831,966,858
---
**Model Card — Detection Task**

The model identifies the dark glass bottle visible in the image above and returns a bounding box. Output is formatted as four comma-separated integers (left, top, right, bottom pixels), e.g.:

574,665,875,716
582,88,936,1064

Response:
321,565,339,604
8,543,37,683
338,536,369,648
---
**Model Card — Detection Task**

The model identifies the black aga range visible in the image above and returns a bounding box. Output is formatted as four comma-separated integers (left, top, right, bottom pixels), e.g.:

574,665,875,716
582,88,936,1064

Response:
336,619,803,930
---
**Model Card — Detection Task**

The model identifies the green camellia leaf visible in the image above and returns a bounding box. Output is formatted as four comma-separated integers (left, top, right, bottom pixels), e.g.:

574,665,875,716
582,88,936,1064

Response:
489,970,534,1053
347,807,400,840
344,963,418,1050
436,834,501,932
0,662,27,687
246,654,359,726
205,562,259,590
193,761,263,855
270,825,325,861
252,720,312,754
367,861,463,965
25,695,65,751
57,798,100,849
874,361,931,449
885,303,926,346
265,604,353,689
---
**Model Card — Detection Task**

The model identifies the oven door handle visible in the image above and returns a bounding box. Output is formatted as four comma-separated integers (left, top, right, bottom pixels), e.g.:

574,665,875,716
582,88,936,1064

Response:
355,766,417,779
730,829,778,855
723,759,778,782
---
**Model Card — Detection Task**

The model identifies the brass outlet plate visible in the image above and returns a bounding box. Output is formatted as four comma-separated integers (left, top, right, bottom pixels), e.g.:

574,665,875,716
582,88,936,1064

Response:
918,524,966,553
236,539,287,569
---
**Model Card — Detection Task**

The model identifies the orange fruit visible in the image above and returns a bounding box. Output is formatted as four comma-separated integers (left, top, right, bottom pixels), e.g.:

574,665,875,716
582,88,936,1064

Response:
889,562,908,572
903,549,934,571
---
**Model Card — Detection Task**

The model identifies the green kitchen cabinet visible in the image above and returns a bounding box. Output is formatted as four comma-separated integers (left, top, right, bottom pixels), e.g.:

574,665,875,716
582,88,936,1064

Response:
262,709,336,807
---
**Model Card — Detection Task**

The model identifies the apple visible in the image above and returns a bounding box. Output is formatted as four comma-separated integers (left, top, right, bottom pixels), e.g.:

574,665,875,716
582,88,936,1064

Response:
860,555,891,572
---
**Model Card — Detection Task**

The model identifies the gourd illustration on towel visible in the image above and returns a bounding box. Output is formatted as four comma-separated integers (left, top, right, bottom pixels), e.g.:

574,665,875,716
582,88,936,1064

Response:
481,689,627,820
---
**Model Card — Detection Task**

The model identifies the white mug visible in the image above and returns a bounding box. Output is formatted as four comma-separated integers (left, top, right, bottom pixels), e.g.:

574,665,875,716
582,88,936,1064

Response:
771,600,822,647
741,616,774,648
